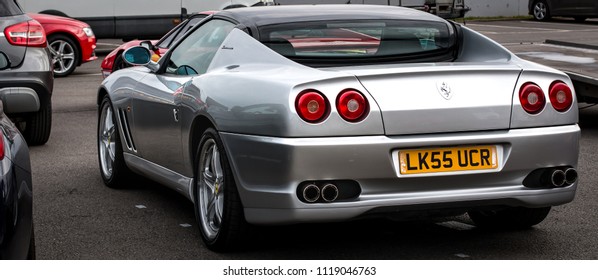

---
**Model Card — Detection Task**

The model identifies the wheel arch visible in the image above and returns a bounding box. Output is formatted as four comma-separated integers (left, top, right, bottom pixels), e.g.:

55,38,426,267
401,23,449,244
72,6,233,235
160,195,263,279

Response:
189,115,217,173
97,87,109,106
39,10,69,17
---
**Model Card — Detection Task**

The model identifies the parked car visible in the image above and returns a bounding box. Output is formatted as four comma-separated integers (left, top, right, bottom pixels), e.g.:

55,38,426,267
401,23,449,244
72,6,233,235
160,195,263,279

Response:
0,52,35,260
101,12,213,79
529,0,598,22
98,5,580,251
0,0,53,146
29,13,97,77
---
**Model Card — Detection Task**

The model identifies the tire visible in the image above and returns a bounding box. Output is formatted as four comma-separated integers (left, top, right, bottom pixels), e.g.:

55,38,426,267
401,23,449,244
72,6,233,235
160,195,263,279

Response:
194,127,248,252
23,99,52,146
48,34,80,77
98,96,132,188
574,17,587,22
532,0,550,21
468,207,551,229
27,225,36,260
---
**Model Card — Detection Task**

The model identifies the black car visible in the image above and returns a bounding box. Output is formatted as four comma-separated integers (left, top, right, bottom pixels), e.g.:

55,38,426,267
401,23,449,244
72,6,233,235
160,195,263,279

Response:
529,0,598,22
0,0,53,145
0,52,34,260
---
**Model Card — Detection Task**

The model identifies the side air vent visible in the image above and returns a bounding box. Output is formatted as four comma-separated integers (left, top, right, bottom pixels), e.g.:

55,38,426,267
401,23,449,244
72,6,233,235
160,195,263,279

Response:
117,108,137,152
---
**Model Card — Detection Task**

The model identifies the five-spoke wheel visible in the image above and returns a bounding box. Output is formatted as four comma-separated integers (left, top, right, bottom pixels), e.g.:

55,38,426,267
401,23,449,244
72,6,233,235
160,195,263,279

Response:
532,0,550,21
48,34,79,77
195,128,247,251
98,96,130,187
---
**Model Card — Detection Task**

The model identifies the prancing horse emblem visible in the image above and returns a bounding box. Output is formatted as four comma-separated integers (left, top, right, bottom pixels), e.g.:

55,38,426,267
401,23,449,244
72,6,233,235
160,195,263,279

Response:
437,82,452,100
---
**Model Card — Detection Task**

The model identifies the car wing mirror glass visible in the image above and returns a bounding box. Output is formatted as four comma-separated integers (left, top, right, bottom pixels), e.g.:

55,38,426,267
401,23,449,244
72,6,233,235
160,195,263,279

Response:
122,46,152,66
0,52,10,70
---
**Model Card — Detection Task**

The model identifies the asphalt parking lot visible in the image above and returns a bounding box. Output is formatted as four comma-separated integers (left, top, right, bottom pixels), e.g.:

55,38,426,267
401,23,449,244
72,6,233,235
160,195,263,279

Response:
29,18,598,260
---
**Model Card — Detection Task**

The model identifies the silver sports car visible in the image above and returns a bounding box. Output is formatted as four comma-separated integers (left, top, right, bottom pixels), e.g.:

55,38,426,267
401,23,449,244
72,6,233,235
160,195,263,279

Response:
97,5,580,251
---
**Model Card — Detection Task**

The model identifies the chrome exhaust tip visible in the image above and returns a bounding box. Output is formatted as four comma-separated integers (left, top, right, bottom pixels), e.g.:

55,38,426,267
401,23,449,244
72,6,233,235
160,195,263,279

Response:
564,168,578,185
302,184,320,203
551,169,566,187
321,184,339,202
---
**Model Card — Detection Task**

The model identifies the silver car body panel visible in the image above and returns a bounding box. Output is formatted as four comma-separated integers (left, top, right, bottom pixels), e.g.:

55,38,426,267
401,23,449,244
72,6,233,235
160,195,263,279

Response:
100,12,580,225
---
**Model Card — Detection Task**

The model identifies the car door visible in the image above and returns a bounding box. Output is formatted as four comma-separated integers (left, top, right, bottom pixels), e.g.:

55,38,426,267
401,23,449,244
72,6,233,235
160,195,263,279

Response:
550,0,579,15
576,0,597,15
131,18,236,174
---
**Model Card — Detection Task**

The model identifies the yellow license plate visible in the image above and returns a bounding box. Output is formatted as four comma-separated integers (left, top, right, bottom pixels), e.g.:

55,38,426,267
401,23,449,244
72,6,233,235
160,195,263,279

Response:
399,145,498,175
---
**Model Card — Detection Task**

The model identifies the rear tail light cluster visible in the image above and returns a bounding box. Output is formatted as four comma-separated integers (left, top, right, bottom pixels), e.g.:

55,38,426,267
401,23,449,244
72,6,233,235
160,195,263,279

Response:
295,88,369,123
549,81,573,112
518,81,573,114
4,20,47,47
296,90,328,123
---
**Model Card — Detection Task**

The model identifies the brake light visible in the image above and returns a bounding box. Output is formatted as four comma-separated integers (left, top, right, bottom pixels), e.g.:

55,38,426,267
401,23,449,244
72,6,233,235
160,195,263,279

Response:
4,20,47,47
549,81,573,112
337,89,369,122
296,90,329,123
519,82,545,114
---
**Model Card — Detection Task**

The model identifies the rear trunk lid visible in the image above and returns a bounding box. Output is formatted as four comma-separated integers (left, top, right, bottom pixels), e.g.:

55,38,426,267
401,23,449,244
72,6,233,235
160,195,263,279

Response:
333,63,522,135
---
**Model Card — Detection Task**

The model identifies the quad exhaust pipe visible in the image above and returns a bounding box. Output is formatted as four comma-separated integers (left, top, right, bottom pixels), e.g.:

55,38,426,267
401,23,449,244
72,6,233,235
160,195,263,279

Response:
301,183,339,203
564,168,578,185
550,169,566,187
321,184,339,202
547,167,578,187
302,184,320,203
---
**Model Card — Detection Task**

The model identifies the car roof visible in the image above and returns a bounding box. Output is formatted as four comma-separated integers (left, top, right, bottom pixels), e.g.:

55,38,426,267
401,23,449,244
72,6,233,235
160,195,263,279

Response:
218,4,446,28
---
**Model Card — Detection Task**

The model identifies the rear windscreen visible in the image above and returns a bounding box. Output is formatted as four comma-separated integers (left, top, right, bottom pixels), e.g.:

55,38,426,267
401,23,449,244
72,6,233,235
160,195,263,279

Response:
259,20,455,62
0,0,23,16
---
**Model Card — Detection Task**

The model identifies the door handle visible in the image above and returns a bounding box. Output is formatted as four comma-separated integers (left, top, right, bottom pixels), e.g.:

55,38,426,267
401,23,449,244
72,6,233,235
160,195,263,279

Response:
173,108,180,122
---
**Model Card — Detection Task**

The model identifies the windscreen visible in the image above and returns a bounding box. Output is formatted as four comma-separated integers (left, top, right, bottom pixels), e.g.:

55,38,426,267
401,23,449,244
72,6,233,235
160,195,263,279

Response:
259,20,455,62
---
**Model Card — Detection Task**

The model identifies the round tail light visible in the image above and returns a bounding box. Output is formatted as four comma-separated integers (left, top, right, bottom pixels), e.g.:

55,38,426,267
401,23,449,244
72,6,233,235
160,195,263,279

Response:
519,82,545,114
549,81,573,112
296,90,329,123
336,89,369,122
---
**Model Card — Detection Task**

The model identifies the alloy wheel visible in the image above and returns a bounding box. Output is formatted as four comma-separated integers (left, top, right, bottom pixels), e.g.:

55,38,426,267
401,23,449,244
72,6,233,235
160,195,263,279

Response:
99,103,116,179
49,39,76,75
533,2,547,20
198,138,225,241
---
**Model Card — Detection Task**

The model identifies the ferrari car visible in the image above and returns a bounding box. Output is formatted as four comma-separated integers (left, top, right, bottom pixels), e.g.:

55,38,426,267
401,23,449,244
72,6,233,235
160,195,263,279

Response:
0,52,35,260
29,13,97,77
100,12,213,79
97,5,580,251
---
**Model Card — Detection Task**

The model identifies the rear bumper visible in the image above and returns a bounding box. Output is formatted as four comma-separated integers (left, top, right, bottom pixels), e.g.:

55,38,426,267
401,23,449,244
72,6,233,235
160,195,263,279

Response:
0,48,53,114
220,125,580,225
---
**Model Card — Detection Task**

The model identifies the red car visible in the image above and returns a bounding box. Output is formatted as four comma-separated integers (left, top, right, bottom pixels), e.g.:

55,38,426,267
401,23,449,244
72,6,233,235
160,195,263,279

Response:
29,13,97,77
101,12,212,79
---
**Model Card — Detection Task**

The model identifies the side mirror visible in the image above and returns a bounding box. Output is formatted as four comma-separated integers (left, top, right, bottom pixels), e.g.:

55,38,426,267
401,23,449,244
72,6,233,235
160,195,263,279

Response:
0,52,10,70
122,46,152,66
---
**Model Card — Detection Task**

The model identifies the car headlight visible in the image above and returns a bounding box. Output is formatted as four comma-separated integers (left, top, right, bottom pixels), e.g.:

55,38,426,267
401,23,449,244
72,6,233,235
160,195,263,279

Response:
83,27,94,37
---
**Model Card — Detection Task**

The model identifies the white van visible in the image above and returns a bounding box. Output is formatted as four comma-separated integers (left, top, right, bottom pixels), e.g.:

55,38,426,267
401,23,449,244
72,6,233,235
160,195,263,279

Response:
18,0,274,39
